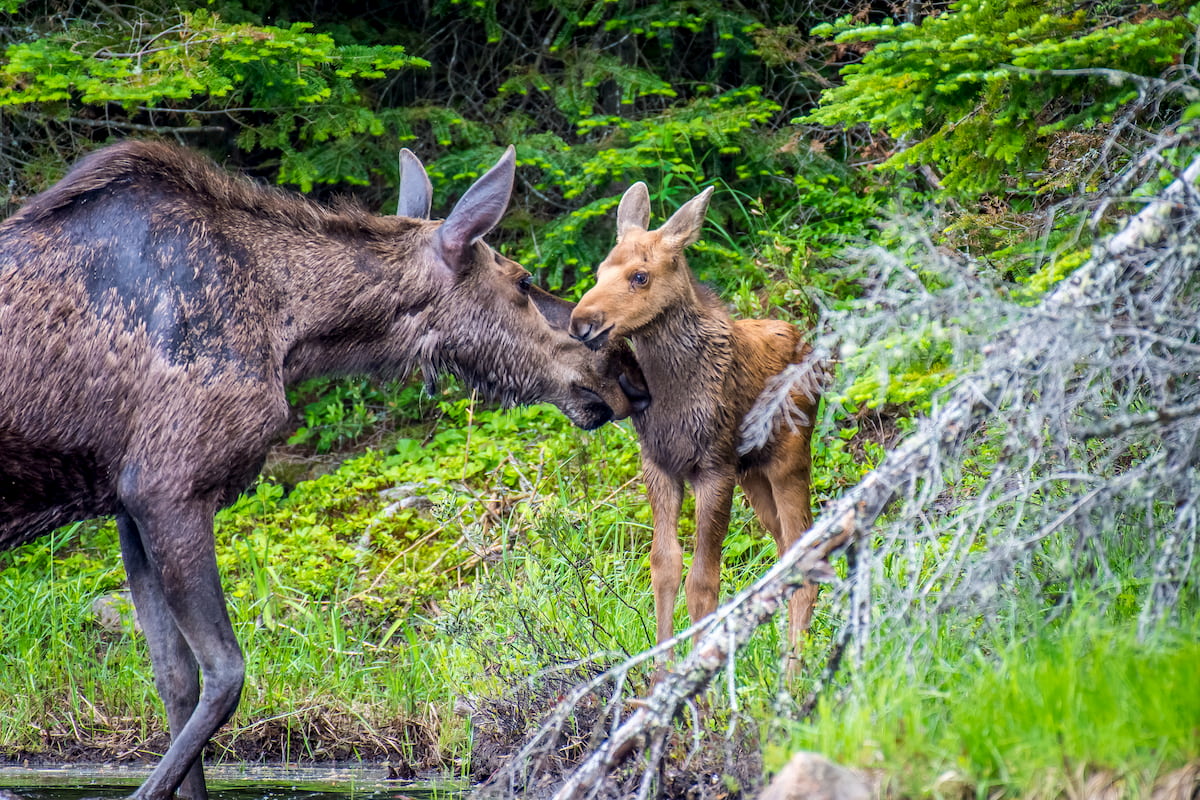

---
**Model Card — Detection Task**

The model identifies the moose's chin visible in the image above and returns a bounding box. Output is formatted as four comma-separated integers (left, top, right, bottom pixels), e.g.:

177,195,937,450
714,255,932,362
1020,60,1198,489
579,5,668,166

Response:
565,386,615,430
578,327,611,352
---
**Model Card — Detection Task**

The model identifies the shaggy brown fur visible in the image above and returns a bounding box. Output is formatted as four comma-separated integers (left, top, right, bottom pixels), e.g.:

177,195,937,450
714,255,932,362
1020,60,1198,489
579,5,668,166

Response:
0,140,644,800
570,182,822,670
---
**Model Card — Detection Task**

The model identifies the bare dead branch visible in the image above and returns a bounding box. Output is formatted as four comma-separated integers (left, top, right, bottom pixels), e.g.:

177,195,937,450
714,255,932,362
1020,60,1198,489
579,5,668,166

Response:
999,64,1200,103
1072,399,1200,439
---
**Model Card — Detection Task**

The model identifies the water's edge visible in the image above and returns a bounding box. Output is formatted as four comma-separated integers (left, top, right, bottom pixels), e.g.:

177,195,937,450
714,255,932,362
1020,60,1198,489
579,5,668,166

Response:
0,764,464,800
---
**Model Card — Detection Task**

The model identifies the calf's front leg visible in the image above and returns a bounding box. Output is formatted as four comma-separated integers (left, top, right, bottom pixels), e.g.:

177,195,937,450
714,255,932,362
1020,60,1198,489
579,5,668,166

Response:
686,468,736,635
643,459,685,646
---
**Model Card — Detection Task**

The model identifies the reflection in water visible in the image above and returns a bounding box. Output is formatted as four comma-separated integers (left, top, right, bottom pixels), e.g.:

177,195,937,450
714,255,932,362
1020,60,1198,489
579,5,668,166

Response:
0,764,462,800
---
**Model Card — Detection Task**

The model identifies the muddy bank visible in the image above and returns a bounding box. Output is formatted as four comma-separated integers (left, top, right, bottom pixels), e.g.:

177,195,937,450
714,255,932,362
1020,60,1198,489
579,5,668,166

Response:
0,711,443,778
0,763,461,800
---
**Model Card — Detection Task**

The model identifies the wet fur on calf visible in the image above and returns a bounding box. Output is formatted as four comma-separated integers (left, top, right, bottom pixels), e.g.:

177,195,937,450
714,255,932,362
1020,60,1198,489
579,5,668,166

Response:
0,140,643,800
570,181,824,672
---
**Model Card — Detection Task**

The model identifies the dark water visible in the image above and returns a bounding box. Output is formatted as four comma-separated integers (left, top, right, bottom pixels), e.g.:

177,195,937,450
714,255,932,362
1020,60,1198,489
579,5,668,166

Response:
0,765,463,800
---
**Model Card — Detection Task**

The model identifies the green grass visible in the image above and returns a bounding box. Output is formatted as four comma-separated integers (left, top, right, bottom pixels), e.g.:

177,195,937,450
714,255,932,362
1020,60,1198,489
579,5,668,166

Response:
780,610,1200,798
0,398,653,767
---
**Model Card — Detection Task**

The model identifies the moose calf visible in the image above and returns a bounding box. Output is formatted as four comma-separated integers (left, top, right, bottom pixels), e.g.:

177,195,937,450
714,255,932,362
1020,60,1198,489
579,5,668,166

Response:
0,140,644,800
570,182,823,671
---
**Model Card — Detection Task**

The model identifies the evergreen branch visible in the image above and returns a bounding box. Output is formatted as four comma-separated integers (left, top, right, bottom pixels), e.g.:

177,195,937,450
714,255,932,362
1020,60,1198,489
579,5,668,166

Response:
13,110,226,135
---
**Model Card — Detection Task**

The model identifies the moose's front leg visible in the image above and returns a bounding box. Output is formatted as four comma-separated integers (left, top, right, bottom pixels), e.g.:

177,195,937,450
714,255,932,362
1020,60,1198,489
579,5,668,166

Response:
643,459,685,646
118,494,244,800
686,468,736,635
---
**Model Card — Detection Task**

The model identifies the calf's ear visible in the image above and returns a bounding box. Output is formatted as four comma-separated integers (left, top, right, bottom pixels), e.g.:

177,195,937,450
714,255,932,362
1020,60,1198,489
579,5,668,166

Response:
397,149,433,219
436,146,516,274
657,187,710,251
616,181,651,242
658,185,714,251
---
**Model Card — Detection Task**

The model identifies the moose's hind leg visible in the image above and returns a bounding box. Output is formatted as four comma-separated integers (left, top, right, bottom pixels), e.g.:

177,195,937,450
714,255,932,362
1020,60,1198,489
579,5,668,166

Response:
743,466,818,676
765,456,819,675
117,503,244,800
117,512,206,800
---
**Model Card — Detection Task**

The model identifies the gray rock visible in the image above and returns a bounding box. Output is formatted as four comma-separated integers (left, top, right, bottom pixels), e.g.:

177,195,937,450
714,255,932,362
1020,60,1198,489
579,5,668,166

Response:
91,590,140,634
758,752,871,800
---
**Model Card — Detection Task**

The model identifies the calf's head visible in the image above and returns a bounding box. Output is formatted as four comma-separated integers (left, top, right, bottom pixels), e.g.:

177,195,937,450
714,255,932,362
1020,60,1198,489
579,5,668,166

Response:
569,182,714,350
399,148,646,427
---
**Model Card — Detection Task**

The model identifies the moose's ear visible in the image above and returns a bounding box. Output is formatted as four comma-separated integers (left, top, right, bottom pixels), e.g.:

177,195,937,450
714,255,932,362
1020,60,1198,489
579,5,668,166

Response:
397,149,433,219
527,283,574,330
436,146,515,273
616,182,652,242
657,185,714,250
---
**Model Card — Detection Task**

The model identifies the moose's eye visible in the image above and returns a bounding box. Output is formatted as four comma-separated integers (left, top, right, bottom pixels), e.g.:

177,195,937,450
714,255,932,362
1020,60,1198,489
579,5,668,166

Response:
631,270,649,288
518,274,533,294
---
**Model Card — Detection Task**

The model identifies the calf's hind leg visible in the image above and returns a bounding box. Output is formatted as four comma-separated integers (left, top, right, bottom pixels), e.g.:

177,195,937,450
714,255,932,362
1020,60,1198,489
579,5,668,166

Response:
741,467,819,672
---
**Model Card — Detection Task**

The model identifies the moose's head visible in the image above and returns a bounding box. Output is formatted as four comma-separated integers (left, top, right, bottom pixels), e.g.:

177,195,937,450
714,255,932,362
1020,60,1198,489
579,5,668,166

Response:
390,148,649,426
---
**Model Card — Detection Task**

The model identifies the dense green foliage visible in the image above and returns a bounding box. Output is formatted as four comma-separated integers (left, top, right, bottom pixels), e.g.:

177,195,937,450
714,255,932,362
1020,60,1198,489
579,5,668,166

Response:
0,0,886,295
805,1,1197,198
1,0,1198,796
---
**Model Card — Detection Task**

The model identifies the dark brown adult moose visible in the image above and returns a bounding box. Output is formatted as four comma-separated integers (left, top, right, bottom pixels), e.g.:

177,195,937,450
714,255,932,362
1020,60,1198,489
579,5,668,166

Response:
569,182,824,673
0,140,646,800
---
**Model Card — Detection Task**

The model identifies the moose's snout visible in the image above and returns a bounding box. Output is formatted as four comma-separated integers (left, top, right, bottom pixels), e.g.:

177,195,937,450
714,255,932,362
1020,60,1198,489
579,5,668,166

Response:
569,311,610,351
573,385,615,430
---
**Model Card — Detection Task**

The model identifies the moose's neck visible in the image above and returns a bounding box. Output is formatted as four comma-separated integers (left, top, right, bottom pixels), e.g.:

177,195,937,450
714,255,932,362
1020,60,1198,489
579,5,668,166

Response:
261,215,441,385
624,288,741,473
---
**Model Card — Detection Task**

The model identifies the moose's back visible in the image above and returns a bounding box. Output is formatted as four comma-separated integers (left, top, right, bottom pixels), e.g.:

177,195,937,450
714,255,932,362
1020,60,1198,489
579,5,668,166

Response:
0,142,303,549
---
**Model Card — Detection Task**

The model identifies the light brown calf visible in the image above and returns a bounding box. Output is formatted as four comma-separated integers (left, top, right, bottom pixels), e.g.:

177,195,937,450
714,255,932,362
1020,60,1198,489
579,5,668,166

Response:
570,182,824,669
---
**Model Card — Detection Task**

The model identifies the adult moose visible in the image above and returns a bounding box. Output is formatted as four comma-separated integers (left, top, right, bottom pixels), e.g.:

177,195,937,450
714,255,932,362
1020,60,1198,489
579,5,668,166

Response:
569,182,824,674
0,140,645,800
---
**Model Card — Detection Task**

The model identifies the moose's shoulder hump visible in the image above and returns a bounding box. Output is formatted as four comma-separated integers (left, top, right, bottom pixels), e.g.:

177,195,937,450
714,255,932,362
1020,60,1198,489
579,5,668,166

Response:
8,140,331,226
4,139,388,238
9,141,208,222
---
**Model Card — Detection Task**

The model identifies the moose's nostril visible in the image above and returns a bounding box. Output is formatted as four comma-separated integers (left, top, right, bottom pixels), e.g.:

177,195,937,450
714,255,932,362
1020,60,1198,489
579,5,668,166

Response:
570,313,609,350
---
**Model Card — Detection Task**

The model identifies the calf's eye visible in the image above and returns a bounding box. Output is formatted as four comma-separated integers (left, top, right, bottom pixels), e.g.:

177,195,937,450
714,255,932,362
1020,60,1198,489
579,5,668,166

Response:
631,270,649,288
518,274,532,293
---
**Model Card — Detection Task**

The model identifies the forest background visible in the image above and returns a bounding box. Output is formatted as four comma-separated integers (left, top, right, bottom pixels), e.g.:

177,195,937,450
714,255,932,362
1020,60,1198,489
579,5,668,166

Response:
0,1,1197,798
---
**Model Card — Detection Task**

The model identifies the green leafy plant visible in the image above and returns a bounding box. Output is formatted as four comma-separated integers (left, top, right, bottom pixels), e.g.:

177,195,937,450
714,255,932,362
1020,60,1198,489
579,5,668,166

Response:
286,377,429,454
804,0,1196,198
